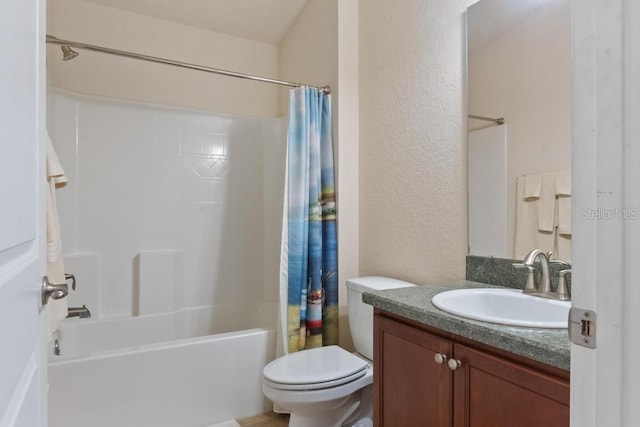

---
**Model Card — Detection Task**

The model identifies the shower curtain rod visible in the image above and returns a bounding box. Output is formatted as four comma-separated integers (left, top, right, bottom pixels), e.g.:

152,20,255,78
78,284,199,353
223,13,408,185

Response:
468,114,505,125
46,35,331,94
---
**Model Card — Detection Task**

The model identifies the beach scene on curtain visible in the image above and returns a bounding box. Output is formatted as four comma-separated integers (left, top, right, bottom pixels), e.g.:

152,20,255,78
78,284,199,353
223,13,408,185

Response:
286,87,338,352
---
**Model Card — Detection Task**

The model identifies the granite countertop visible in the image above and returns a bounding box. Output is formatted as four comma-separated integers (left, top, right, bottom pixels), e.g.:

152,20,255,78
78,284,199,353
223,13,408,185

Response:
363,280,571,371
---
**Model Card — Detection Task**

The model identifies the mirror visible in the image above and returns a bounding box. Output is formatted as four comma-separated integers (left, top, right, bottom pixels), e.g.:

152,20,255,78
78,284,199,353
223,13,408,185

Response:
467,0,572,262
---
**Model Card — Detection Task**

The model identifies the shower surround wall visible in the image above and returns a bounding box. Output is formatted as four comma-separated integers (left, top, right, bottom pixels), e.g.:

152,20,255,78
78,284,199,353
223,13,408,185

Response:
48,89,286,319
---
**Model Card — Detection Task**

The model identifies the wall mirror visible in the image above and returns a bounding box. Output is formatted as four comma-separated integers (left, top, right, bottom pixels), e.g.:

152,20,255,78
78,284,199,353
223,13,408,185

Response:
467,0,572,262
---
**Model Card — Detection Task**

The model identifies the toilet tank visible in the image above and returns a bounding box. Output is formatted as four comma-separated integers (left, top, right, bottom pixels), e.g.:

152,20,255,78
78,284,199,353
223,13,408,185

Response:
346,276,416,361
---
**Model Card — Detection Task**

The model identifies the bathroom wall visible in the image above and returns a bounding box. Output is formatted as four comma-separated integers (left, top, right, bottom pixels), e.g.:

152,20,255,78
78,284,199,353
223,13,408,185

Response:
47,0,280,117
358,0,473,284
278,0,338,117
48,89,286,318
336,0,360,349
468,0,572,257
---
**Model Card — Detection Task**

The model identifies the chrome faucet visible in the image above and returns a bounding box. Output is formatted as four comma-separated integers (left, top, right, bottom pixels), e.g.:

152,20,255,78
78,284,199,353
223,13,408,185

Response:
67,305,91,319
515,249,571,300
522,249,552,295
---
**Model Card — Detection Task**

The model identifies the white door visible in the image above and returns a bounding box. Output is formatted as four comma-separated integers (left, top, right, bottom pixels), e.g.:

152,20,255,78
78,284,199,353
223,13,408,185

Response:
0,0,47,426
572,0,640,426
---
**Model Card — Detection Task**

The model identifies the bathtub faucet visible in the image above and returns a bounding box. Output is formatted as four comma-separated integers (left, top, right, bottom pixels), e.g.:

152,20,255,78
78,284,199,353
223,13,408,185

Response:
67,305,91,319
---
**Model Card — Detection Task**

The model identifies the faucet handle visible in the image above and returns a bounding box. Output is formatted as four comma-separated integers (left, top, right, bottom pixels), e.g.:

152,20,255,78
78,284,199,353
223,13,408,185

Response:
513,263,538,294
65,273,76,291
556,269,572,301
523,265,538,294
549,259,572,268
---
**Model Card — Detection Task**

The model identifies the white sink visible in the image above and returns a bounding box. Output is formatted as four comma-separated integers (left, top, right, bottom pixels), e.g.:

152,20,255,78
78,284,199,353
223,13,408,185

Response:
431,288,570,328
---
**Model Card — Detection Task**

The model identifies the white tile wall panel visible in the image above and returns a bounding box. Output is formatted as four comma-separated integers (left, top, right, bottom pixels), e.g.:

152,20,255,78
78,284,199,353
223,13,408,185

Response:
48,89,285,318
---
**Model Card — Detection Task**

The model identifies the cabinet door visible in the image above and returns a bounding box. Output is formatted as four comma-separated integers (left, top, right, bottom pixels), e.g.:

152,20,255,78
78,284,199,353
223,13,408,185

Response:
374,315,453,427
452,343,569,427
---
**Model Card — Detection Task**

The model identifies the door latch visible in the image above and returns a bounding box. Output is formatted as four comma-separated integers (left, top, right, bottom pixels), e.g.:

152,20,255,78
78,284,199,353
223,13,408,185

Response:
568,307,596,349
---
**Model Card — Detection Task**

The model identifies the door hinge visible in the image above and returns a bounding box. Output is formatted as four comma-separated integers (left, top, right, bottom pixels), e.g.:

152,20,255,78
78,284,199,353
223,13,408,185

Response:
568,307,596,349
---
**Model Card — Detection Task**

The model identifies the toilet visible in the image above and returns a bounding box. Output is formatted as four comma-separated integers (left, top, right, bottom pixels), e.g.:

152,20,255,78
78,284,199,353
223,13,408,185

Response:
262,276,416,427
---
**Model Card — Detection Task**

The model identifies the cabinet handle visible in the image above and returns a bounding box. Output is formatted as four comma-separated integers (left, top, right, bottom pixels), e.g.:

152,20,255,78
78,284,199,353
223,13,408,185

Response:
434,353,448,364
448,358,462,371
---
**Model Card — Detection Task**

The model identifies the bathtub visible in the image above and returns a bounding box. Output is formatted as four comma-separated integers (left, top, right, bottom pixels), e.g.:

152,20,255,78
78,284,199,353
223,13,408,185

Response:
48,302,277,427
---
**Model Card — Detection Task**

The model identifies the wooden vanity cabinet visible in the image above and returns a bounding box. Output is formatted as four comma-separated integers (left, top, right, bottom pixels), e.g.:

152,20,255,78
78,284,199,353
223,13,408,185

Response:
373,312,453,426
374,311,570,427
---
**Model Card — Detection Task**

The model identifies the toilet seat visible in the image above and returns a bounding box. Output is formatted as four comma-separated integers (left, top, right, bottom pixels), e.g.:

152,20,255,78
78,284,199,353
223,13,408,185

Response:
263,345,368,391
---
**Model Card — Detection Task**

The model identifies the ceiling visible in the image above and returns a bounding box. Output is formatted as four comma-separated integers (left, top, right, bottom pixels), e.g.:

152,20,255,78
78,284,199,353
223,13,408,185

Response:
83,0,310,44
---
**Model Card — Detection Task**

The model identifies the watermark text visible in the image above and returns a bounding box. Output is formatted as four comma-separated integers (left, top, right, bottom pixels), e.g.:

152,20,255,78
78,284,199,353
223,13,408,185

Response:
580,208,639,220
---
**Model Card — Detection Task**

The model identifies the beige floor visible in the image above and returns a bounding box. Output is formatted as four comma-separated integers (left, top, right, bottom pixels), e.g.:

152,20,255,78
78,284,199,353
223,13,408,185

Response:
236,412,290,427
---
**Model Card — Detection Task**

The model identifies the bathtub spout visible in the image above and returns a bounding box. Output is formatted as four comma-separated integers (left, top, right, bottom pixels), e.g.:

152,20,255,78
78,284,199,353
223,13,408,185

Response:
67,305,91,319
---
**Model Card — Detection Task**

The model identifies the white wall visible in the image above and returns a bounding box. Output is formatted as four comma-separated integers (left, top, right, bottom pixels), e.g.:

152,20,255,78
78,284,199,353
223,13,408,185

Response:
359,0,472,283
48,90,286,318
468,0,572,258
278,0,338,116
47,0,280,117
337,0,360,349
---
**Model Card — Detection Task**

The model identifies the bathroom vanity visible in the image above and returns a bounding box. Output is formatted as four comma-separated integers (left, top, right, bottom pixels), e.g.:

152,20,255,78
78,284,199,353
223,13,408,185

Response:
363,281,570,427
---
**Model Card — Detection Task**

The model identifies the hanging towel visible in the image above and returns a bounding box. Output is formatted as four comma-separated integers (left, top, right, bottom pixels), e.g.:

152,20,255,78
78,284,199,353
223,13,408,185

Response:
523,173,542,201
555,170,572,235
537,173,558,232
515,176,555,258
522,173,556,232
46,133,68,342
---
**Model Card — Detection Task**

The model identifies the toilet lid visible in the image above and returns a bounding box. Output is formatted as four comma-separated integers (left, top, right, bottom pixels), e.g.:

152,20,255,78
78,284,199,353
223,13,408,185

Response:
263,345,368,391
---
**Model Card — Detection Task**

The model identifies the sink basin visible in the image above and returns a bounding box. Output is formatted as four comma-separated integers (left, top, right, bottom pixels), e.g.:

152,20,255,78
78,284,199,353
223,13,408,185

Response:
431,288,570,328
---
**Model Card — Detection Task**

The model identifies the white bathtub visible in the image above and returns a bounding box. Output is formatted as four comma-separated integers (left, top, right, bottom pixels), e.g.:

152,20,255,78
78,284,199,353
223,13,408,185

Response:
48,302,277,427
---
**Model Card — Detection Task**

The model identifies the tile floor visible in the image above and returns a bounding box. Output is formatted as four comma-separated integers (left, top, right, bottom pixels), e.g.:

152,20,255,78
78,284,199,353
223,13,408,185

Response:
237,412,290,427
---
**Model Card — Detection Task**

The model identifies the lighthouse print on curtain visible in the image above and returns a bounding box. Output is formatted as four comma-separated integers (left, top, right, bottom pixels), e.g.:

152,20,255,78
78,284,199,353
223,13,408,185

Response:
285,86,338,352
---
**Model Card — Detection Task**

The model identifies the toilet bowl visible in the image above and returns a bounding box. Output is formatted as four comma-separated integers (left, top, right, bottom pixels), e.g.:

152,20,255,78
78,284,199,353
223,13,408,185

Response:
262,277,416,427
263,345,373,427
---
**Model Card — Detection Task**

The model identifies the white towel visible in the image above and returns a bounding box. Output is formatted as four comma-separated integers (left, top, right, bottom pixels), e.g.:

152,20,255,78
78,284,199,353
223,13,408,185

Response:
555,170,572,235
46,133,68,342
537,173,557,232
522,173,556,232
523,173,542,201
515,171,572,261
514,176,555,258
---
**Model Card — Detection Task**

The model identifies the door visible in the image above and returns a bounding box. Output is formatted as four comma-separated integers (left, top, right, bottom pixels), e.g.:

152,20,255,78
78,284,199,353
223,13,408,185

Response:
572,0,640,426
0,0,47,425
452,344,569,427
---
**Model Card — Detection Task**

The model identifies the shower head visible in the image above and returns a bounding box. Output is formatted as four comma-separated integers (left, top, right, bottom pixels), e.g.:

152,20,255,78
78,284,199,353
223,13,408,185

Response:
61,45,79,61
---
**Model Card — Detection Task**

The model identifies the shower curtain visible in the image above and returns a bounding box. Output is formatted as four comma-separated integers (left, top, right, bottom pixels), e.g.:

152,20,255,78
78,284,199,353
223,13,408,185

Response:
282,86,338,353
